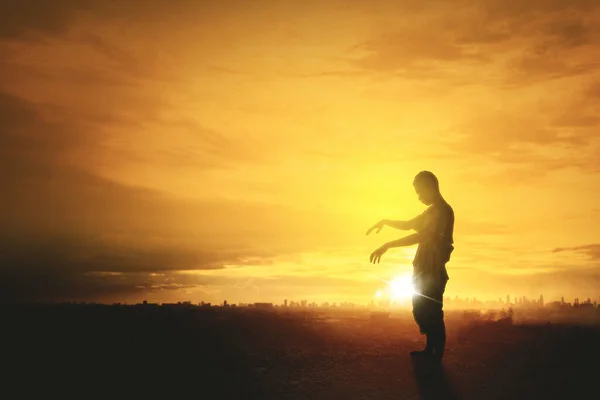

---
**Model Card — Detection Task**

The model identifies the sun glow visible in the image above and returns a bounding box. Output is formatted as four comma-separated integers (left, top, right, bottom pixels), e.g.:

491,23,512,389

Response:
372,273,415,301
389,274,415,299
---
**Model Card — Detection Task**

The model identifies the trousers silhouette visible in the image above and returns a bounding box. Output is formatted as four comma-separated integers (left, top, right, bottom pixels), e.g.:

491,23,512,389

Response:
412,276,447,358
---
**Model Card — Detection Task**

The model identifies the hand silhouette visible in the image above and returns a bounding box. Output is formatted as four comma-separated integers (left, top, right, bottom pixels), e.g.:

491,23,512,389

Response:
370,245,388,264
366,220,384,235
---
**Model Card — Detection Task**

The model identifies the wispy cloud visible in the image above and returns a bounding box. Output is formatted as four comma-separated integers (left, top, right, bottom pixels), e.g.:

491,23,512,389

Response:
348,0,600,86
553,244,600,260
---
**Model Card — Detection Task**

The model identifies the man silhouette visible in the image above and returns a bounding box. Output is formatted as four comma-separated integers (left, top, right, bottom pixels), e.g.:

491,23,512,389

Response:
366,171,454,362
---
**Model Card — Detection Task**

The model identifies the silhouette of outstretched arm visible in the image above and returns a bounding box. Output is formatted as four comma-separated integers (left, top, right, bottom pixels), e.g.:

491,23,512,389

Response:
365,216,422,235
369,209,440,263
369,233,421,263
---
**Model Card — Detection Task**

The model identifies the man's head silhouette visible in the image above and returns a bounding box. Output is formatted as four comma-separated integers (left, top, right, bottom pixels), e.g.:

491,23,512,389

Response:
413,171,440,206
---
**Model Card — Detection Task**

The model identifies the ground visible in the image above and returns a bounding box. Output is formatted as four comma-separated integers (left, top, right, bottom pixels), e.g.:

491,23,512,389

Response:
4,305,599,399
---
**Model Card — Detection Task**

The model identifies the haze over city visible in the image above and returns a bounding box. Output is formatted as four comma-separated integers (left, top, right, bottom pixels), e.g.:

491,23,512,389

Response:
1,0,600,305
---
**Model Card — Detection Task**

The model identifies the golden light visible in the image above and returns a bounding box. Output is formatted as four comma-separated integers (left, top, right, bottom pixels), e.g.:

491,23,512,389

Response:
388,274,415,300
375,290,383,299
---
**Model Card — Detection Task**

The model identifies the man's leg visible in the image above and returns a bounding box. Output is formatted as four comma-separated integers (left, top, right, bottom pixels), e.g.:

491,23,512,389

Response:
411,278,447,359
410,292,432,356
428,279,448,361
428,317,446,361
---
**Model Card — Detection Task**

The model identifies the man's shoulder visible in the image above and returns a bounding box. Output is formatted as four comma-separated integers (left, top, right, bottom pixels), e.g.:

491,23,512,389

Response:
445,202,454,216
426,203,453,228
432,201,453,215
439,201,453,215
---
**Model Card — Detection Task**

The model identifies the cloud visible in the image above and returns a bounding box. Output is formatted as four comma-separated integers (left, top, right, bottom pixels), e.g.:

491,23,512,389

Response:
347,6,504,76
283,69,368,79
0,0,182,40
140,118,273,170
586,81,600,99
1,159,323,303
348,0,600,85
441,112,591,175
552,244,600,260
453,113,582,151
352,31,486,74
0,235,229,302
437,76,600,180
0,0,90,39
506,16,599,83
0,0,259,44
505,59,599,87
542,19,593,48
0,89,352,302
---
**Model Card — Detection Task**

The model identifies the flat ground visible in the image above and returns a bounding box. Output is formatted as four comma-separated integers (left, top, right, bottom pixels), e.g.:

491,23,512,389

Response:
4,305,599,399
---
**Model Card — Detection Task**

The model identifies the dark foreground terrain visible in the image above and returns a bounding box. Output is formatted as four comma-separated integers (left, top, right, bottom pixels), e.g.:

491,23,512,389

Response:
3,304,600,399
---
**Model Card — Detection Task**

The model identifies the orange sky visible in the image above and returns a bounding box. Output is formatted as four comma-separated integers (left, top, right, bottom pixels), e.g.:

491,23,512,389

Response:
1,0,599,304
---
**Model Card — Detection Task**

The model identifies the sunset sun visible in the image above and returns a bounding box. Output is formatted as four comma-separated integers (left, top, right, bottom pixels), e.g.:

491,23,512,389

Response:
389,274,415,299
374,273,415,301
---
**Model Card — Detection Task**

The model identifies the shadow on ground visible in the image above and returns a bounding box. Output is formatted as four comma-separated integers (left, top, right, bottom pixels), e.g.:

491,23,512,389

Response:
411,357,461,400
